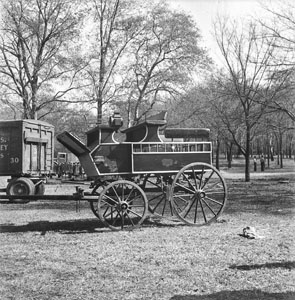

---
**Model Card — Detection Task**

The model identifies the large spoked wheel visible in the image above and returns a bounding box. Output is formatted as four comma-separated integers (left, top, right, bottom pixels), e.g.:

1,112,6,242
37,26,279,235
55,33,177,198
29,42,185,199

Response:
6,177,36,196
171,162,227,226
90,184,106,218
142,174,174,217
98,180,148,231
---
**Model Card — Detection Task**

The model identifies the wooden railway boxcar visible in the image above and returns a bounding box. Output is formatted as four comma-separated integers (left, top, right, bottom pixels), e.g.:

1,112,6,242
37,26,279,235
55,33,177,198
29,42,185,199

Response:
0,119,54,177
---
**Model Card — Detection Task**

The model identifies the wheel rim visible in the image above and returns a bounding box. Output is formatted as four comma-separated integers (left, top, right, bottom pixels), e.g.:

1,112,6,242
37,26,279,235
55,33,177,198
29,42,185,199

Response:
142,174,174,217
98,180,148,231
7,178,35,196
90,184,105,218
12,183,28,195
171,163,227,226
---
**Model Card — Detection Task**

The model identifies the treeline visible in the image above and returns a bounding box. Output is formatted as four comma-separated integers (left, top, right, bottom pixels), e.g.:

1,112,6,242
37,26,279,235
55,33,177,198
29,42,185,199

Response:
0,0,294,181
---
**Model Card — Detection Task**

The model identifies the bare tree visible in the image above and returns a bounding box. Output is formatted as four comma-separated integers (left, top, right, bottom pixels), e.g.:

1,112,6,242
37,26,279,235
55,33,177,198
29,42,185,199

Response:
124,4,210,125
0,0,83,119
213,18,290,181
79,0,145,124
81,0,210,126
259,0,295,121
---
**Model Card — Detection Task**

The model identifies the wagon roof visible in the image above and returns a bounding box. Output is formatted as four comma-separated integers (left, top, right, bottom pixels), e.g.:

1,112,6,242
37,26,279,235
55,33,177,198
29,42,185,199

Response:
121,120,167,133
0,119,54,127
164,128,210,139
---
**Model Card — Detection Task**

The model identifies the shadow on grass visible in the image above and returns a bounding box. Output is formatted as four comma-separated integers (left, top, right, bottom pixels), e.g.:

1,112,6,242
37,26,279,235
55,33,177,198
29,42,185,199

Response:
0,216,185,234
171,290,295,300
230,261,295,271
0,218,104,234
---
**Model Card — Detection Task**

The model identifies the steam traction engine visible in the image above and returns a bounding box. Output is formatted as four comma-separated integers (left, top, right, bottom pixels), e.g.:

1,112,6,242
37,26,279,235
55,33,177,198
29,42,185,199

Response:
56,112,227,230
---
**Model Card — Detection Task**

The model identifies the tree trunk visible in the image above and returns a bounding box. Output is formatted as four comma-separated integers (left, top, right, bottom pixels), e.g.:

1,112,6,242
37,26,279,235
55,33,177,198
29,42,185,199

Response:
227,143,233,168
279,132,283,168
245,125,251,182
215,138,220,170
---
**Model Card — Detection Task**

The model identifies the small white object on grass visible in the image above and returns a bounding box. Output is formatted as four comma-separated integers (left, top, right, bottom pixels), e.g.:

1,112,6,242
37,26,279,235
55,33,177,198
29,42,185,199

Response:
242,226,265,239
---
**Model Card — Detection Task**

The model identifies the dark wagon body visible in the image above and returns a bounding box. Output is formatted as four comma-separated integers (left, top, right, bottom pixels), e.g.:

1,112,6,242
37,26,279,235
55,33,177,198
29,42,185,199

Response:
56,112,227,230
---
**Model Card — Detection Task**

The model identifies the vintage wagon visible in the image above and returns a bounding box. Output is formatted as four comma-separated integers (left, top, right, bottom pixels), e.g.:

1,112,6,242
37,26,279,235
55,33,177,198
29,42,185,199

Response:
56,112,227,230
0,112,227,231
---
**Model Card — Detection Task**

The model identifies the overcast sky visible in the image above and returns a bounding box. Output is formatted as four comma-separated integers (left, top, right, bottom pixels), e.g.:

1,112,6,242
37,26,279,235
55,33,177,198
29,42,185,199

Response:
167,0,266,64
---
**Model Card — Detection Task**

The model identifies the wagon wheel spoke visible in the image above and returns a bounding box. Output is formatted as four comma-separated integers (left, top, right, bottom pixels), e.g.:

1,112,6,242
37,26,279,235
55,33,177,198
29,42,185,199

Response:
194,198,199,224
182,198,196,218
126,209,143,219
181,172,196,192
191,166,199,190
198,165,204,189
98,180,148,231
90,183,107,219
147,194,165,213
175,181,195,194
125,211,135,226
171,162,227,226
103,206,118,219
142,174,174,217
200,170,214,190
203,198,217,216
111,211,121,227
111,185,121,202
199,199,207,223
204,196,224,206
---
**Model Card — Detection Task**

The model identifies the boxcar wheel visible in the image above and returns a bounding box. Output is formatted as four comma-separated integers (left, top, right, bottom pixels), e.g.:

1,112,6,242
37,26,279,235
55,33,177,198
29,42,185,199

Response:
171,163,227,226
98,180,148,231
6,177,36,196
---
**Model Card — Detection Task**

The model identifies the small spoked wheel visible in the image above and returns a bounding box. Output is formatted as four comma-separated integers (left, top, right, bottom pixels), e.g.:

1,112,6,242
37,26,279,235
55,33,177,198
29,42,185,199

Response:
171,162,227,226
142,174,174,217
98,180,148,231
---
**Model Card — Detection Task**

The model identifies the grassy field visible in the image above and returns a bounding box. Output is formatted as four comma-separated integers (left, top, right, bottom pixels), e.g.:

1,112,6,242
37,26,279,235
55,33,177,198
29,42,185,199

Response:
0,159,294,300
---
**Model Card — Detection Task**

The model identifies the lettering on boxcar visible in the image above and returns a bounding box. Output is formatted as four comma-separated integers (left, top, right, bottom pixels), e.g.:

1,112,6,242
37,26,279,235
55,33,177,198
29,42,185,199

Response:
0,144,8,151
10,157,20,163
0,136,8,143
0,135,9,160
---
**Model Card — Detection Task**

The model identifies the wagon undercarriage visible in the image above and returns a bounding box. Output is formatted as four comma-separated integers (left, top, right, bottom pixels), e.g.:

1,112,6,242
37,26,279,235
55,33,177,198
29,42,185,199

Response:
0,162,227,231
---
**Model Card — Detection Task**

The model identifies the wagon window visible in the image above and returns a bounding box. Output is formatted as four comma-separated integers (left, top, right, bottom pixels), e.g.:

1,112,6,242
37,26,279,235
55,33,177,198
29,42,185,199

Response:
133,145,141,152
142,145,149,152
150,144,158,152
158,144,165,152
197,144,203,151
204,143,211,151
182,144,188,152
